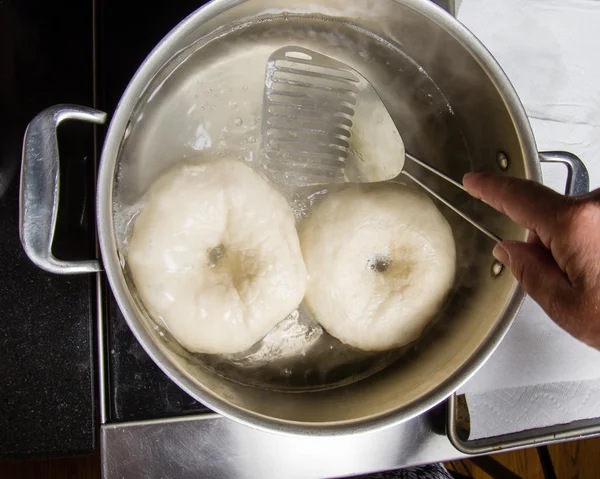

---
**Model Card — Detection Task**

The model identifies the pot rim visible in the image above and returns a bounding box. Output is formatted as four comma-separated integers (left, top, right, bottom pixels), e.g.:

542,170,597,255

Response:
96,0,539,436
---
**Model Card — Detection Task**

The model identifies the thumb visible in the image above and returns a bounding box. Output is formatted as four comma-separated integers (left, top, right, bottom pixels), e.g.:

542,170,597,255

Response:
494,241,572,318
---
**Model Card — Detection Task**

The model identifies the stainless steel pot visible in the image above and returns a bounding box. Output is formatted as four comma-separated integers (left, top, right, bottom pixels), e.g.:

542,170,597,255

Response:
20,0,589,436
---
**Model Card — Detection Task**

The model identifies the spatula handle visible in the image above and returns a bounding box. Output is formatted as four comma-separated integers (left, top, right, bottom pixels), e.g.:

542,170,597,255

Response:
400,169,502,243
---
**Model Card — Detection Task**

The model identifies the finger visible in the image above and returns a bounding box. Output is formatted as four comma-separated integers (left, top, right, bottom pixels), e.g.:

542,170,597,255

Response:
463,173,566,242
494,240,573,320
527,230,543,246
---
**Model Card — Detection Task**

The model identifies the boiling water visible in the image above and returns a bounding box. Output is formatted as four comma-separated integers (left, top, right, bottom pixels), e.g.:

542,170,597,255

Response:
114,14,474,391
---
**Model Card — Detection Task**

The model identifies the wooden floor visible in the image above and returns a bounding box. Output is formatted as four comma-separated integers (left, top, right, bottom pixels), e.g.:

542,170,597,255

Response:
0,436,598,478
0,453,100,479
446,436,600,478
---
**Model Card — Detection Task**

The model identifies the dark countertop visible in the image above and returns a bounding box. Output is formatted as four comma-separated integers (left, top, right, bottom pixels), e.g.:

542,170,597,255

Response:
0,0,96,460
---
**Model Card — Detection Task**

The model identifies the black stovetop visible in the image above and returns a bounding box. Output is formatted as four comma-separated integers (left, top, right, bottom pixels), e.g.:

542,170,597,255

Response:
0,0,97,460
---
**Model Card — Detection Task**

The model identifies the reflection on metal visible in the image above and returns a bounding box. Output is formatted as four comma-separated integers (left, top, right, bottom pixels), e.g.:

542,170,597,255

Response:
101,411,466,479
97,272,108,424
447,393,600,455
20,104,106,274
496,152,509,171
539,151,590,196
490,260,503,277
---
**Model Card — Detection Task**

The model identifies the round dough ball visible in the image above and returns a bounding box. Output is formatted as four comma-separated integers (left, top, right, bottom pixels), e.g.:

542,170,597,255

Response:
127,159,307,354
299,184,456,351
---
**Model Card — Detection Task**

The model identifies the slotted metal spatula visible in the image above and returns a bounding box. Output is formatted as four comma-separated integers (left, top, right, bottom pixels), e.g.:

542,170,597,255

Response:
261,46,500,242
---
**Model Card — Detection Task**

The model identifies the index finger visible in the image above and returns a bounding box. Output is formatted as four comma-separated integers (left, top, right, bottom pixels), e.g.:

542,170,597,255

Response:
462,172,567,242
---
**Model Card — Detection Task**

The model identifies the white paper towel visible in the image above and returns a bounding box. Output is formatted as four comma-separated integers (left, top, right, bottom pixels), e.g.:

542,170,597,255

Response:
454,0,600,436
467,378,600,440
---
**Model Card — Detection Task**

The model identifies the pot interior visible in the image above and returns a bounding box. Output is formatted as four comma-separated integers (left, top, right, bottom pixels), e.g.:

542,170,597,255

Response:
106,0,533,430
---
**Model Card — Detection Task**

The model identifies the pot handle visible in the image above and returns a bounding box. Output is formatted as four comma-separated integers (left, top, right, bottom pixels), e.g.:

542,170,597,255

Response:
447,393,600,455
446,151,593,454
432,0,458,16
20,104,107,274
539,151,590,195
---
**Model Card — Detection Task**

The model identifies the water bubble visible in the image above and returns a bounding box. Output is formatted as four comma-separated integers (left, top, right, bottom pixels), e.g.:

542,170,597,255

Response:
234,117,243,126
243,85,248,91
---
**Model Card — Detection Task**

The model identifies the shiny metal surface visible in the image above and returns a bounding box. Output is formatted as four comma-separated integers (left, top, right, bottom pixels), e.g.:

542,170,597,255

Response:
447,394,600,455
95,0,539,435
262,46,356,184
20,104,106,274
539,151,590,195
400,169,502,243
101,412,466,478
407,152,466,191
101,401,600,477
97,272,108,424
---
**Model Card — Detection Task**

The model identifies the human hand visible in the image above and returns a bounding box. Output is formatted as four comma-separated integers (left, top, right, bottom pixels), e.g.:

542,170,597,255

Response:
463,172,600,350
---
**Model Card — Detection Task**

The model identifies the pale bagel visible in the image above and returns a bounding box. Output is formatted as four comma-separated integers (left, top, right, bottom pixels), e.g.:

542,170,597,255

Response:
299,184,456,351
127,159,307,354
